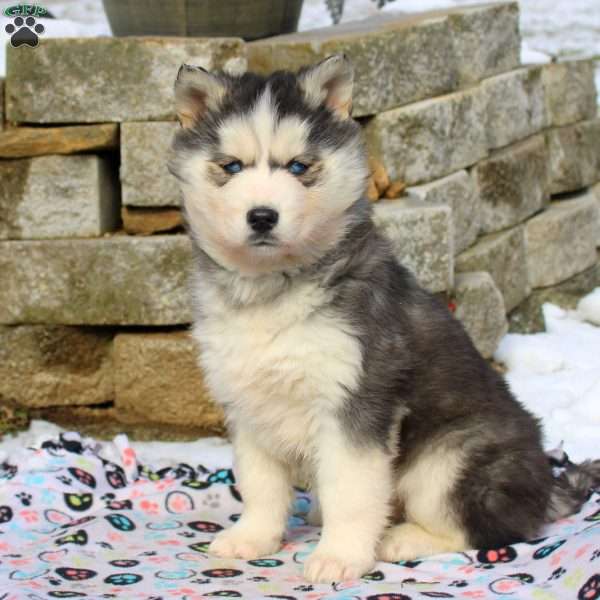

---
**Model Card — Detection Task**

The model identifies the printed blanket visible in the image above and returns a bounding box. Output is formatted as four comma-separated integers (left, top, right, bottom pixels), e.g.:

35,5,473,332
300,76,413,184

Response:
0,432,599,600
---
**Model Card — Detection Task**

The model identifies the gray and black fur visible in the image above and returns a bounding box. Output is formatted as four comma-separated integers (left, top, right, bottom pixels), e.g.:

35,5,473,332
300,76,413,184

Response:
171,57,600,560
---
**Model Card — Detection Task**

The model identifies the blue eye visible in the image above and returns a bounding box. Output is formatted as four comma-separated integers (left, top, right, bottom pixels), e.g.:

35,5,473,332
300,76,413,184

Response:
223,161,242,174
288,161,309,176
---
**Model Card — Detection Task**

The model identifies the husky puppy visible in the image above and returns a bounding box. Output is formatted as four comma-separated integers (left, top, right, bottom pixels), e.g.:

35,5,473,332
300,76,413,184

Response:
169,55,600,583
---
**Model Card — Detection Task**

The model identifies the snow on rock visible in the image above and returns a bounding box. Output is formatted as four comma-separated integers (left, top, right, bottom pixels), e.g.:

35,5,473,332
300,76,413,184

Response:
521,41,553,65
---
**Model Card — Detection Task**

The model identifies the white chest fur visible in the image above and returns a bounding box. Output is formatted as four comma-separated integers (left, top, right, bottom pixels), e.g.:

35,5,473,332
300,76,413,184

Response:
192,278,363,462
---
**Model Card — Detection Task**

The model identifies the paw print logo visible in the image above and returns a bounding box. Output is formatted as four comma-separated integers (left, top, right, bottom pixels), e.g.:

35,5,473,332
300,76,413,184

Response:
5,16,45,48
177,531,195,538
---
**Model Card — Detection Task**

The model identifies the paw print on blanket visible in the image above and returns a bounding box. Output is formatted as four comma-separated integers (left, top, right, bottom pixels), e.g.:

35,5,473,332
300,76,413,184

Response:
100,492,132,511
202,492,221,509
45,574,62,587
155,568,197,580
105,464,127,489
54,529,88,546
63,493,93,512
177,530,196,538
109,559,139,568
165,490,195,514
476,546,517,564
103,573,143,586
549,567,566,580
201,568,244,578
55,567,97,581
68,467,96,489
182,478,211,490
208,468,236,485
104,513,135,532
17,492,32,506
0,505,13,523
489,573,534,595
5,16,45,48
533,539,566,559
247,558,284,568
139,499,160,515
0,461,17,480
579,574,600,600
188,520,223,533
107,499,133,511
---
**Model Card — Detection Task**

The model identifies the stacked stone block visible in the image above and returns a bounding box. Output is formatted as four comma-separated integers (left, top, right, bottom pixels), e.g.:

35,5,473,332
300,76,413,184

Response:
0,38,245,437
505,61,600,332
0,155,119,240
1,2,599,438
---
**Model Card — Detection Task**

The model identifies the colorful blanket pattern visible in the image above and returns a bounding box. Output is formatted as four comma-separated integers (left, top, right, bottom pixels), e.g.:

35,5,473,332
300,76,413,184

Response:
0,432,599,600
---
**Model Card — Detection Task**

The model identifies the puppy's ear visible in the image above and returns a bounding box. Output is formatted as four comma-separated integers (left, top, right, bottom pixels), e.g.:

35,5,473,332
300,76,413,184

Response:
174,64,228,128
299,54,354,119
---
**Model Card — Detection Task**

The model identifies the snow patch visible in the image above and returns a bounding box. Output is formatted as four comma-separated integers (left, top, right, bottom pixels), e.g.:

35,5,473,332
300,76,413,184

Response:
577,288,600,326
494,288,600,462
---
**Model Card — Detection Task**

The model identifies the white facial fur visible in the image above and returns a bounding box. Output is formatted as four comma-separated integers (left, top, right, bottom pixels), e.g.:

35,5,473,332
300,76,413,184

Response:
178,86,367,277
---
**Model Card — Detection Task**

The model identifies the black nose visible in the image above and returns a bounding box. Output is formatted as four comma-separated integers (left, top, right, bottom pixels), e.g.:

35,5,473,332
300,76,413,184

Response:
247,207,279,234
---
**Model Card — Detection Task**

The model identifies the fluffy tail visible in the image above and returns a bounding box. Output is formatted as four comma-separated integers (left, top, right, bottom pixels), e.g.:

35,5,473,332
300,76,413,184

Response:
545,448,600,521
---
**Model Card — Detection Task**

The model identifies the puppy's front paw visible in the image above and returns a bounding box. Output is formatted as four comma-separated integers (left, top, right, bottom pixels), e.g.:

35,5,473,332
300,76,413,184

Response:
303,548,374,583
209,524,282,560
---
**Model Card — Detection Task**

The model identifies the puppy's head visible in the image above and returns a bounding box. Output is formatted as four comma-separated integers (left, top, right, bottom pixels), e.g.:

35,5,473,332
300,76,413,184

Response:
170,55,368,277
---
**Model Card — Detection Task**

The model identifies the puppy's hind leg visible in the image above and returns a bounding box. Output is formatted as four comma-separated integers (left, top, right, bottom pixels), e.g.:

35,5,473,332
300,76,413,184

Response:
379,444,468,563
379,522,467,562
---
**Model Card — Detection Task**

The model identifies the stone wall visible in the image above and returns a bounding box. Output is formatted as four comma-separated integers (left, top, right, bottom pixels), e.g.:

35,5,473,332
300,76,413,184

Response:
1,2,599,438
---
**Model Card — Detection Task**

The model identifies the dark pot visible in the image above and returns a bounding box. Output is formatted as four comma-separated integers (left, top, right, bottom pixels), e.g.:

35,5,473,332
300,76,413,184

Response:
102,0,304,40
